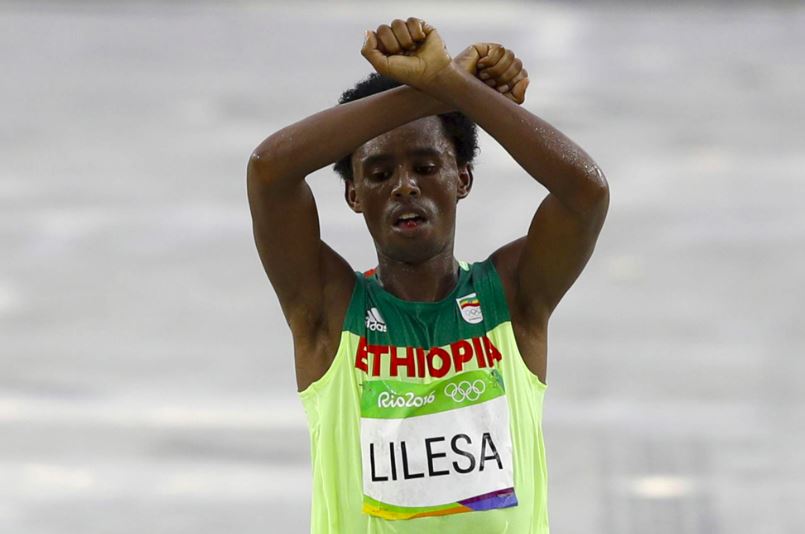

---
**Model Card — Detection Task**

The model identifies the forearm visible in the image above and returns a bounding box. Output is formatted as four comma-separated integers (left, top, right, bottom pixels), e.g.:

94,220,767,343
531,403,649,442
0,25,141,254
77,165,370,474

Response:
249,85,451,182
429,67,608,216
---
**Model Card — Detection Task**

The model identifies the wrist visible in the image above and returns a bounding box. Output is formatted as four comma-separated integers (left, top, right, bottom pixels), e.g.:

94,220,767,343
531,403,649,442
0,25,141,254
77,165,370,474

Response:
420,63,471,105
400,84,455,115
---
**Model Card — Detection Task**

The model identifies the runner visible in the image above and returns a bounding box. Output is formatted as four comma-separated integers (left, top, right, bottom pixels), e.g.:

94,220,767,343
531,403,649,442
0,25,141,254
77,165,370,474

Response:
247,17,608,533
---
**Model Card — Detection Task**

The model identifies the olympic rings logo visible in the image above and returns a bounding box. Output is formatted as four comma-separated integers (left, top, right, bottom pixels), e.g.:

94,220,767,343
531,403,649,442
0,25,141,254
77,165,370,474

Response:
464,307,482,318
444,380,486,403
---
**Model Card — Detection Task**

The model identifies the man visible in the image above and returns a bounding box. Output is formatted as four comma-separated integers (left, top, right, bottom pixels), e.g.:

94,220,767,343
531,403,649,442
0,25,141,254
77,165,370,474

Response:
247,17,608,533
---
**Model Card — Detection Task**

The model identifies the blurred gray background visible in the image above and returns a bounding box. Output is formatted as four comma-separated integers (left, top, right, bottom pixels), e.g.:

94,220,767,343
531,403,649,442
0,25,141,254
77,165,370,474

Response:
2,1,803,532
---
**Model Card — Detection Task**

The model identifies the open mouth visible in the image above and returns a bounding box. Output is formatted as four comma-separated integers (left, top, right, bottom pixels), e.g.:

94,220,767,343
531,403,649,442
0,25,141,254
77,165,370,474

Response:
394,213,427,229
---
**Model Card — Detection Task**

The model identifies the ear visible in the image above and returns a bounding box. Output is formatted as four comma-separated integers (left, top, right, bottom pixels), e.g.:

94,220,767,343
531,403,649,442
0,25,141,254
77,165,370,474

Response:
344,179,362,213
456,164,473,200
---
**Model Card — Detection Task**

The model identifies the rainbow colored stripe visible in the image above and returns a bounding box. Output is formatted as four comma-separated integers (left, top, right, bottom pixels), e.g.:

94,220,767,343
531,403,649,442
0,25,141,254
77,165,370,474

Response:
363,487,518,520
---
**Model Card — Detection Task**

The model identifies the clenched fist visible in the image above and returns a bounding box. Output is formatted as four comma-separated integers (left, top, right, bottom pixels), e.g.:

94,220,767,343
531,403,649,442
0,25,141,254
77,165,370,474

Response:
361,18,451,90
455,43,530,104
362,18,529,104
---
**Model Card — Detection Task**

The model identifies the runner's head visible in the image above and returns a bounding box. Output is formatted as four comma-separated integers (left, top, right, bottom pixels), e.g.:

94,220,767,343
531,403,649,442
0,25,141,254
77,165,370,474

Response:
334,73,479,263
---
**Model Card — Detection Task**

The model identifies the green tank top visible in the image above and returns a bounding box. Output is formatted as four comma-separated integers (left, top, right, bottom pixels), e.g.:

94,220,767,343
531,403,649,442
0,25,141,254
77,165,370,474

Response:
299,258,549,533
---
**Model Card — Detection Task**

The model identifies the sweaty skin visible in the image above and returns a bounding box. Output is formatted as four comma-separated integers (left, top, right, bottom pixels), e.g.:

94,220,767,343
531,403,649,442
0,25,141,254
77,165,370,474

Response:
247,18,608,392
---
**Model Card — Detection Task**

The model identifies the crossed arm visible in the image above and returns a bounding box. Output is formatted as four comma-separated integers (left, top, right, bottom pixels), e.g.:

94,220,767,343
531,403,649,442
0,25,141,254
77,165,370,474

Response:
426,65,610,322
359,19,609,325
248,19,608,388
247,34,527,338
403,57,609,385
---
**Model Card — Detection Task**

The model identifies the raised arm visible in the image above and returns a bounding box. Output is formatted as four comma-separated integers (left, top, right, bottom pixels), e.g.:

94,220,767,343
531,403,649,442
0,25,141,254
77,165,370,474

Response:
361,20,609,382
247,83,451,388
433,56,610,321
247,19,525,390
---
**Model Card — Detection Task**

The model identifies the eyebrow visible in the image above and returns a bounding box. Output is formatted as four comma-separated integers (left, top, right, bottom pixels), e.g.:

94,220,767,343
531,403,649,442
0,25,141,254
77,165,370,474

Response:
360,147,442,168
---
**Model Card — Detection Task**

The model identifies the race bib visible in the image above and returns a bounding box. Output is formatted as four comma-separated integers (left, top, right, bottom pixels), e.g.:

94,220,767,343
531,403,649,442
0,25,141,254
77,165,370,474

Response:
360,369,518,520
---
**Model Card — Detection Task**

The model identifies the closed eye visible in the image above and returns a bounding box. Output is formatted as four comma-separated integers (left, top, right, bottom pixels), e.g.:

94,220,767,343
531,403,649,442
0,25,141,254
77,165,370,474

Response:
370,171,390,181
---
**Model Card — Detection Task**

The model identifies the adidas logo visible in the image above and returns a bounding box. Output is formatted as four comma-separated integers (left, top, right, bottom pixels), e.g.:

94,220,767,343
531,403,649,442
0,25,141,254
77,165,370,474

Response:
365,307,387,332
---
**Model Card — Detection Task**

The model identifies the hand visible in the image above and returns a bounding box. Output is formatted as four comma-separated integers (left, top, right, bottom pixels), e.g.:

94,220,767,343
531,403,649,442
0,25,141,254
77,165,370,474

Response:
454,43,530,104
361,17,452,90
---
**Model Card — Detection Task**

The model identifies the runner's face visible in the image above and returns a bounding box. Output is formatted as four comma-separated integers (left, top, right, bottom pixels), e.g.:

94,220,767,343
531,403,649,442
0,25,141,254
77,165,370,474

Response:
346,117,472,263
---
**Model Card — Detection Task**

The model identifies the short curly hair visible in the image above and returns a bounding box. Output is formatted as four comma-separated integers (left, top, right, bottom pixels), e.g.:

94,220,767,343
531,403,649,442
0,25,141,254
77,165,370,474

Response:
333,72,479,182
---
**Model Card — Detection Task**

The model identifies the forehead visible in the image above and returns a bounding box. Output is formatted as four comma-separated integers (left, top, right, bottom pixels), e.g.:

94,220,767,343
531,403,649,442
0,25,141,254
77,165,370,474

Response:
353,116,454,165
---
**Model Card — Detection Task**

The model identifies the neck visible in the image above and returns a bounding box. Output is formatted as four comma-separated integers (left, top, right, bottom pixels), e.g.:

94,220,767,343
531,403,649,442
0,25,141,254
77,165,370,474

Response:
374,250,459,302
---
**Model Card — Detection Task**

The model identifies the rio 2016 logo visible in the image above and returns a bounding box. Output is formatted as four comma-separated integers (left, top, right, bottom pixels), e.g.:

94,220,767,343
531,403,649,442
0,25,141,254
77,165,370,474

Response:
377,390,435,409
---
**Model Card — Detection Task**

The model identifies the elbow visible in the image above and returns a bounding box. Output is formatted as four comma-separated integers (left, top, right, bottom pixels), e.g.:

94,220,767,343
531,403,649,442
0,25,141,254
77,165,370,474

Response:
247,130,290,182
577,165,610,220
593,167,610,206
247,151,269,186
247,144,282,186
587,165,609,199
247,150,270,177
247,139,302,195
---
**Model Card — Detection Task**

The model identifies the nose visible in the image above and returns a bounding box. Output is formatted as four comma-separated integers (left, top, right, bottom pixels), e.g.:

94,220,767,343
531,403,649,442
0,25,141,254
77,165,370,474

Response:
391,168,420,198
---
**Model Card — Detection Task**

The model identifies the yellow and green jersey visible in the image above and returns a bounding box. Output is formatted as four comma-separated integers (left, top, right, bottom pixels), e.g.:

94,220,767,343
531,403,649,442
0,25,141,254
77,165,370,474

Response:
299,258,549,533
